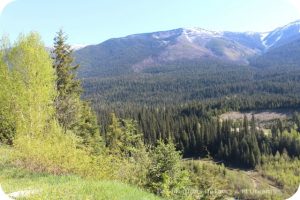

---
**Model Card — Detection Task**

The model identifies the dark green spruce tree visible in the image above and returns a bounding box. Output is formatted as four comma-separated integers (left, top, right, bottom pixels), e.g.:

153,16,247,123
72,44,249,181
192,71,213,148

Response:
52,30,102,153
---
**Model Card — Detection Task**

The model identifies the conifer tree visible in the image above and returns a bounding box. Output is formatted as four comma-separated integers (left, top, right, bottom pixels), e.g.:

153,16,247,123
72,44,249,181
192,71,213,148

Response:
75,101,102,154
52,30,102,152
106,113,123,153
250,114,256,134
243,115,249,135
52,29,81,132
106,113,143,156
146,140,190,198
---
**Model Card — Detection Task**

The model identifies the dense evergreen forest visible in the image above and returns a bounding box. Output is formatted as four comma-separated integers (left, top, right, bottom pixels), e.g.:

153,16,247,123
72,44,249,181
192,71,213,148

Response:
82,62,300,105
94,102,300,168
81,58,300,168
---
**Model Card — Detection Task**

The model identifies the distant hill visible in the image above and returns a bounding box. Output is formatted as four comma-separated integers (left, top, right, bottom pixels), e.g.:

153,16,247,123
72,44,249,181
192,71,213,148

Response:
262,20,300,49
74,20,300,78
251,39,300,69
74,28,261,77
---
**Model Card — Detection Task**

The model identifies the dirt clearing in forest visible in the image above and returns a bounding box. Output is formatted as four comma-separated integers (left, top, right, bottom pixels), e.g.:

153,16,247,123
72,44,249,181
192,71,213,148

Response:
220,109,300,121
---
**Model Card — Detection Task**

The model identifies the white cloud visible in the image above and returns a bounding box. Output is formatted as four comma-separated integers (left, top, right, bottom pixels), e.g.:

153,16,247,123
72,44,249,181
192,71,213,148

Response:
287,0,300,14
0,0,15,14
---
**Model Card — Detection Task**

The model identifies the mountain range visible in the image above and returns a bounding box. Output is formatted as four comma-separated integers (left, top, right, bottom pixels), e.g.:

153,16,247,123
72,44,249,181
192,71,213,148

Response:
74,20,300,77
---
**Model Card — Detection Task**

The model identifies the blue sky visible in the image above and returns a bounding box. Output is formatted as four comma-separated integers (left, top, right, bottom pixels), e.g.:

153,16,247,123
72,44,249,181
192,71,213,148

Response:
1,0,300,46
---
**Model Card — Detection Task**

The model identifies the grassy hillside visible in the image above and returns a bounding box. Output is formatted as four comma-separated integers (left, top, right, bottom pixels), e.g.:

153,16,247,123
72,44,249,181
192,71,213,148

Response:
0,147,162,200
1,145,298,200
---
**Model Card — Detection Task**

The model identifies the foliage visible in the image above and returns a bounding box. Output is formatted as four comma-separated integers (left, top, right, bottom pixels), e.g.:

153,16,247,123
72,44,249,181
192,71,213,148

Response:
2,31,300,200
0,37,15,145
0,151,163,200
102,113,151,186
52,30,102,153
106,113,144,156
13,121,93,175
259,153,300,196
53,30,81,132
74,101,103,154
0,33,113,180
98,103,300,169
82,62,300,107
184,160,229,200
8,33,56,139
146,141,191,199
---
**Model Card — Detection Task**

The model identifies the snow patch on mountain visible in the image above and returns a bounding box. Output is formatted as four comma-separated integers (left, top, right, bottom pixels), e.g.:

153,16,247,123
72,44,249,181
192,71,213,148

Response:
275,34,282,42
71,44,88,50
260,32,270,47
261,20,300,48
182,28,221,42
260,32,269,41
150,27,222,43
151,29,182,40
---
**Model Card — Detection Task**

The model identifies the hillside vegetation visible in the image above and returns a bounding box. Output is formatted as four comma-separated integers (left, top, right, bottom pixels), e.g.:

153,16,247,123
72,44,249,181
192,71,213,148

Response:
1,146,296,200
0,147,162,200
1,31,299,200
0,32,220,200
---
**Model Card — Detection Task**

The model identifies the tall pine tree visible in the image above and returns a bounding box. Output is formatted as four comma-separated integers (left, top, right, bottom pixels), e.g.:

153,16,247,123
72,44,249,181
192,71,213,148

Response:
52,30,102,153
52,30,81,132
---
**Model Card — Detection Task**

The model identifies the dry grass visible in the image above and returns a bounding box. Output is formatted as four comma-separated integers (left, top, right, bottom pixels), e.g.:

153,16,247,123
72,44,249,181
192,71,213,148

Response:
220,109,299,122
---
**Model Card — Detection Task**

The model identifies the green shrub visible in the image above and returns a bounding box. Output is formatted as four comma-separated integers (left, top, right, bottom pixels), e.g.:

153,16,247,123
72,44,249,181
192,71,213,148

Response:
146,141,191,199
260,154,300,196
12,121,114,179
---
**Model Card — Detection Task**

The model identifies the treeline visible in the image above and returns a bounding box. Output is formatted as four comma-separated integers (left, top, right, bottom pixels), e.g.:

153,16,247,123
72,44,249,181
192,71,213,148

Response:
82,62,300,106
94,94,300,138
97,103,300,168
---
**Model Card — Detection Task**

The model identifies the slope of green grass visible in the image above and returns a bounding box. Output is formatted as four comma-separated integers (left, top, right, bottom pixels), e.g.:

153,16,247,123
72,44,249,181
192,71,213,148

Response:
0,146,162,200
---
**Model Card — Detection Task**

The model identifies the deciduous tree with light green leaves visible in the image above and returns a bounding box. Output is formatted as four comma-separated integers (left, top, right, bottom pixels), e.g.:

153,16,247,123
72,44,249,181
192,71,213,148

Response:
8,33,56,138
0,33,108,176
0,37,15,144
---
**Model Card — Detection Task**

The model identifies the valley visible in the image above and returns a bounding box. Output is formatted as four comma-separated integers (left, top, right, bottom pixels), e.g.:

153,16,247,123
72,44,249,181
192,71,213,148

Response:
72,20,300,199
1,17,300,200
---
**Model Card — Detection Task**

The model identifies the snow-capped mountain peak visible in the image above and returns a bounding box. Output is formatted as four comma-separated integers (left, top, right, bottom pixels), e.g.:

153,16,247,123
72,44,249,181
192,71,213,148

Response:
74,19,300,76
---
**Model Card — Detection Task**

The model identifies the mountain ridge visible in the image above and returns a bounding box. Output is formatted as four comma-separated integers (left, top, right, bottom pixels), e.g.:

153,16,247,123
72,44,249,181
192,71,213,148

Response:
74,20,300,77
